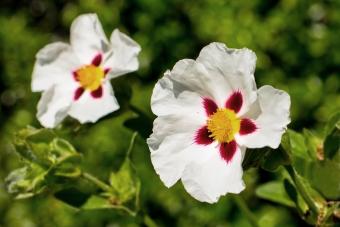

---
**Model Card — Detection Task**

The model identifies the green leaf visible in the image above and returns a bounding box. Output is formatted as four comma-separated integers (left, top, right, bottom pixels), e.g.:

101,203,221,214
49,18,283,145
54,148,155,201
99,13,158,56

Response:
303,129,320,160
283,179,309,215
323,124,340,161
261,147,291,172
255,181,295,208
14,127,56,167
307,160,340,200
81,195,136,216
7,127,83,198
5,164,48,199
242,148,270,170
109,159,141,205
282,130,310,160
324,112,340,137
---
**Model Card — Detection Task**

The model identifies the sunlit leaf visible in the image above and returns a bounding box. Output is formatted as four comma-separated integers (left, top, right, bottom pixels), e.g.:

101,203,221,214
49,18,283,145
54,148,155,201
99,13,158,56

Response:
109,158,141,205
5,164,48,199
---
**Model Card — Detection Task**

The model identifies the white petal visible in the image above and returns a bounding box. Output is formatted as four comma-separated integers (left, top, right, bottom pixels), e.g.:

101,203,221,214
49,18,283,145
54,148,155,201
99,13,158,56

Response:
151,73,206,118
235,85,291,149
70,13,109,63
32,42,80,92
37,84,74,128
148,133,217,188
196,42,258,114
168,59,224,104
104,29,141,78
148,113,205,153
181,145,245,203
68,81,119,123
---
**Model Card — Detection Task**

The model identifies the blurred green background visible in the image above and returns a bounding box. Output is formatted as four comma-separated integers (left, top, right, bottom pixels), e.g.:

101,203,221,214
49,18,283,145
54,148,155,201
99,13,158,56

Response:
0,0,339,226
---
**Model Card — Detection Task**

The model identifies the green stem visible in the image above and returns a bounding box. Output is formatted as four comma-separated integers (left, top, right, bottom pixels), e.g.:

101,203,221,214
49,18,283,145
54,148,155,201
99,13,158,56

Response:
82,172,111,192
231,195,259,227
284,165,319,214
126,132,138,158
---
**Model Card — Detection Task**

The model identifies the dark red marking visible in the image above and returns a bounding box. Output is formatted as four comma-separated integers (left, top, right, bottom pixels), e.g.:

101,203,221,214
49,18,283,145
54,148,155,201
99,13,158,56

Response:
104,68,111,75
74,87,84,100
91,86,103,98
195,126,214,145
225,91,243,113
203,98,218,116
73,71,79,81
239,118,257,135
219,140,237,163
91,53,102,66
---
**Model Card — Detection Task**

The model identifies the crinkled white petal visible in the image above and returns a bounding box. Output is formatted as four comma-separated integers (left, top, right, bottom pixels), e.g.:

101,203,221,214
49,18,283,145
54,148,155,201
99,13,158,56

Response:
32,42,80,92
181,145,245,203
68,81,119,123
104,29,141,78
235,85,291,149
148,113,205,153
151,73,206,118
167,59,222,103
196,42,258,114
37,84,74,128
149,132,218,188
70,13,109,64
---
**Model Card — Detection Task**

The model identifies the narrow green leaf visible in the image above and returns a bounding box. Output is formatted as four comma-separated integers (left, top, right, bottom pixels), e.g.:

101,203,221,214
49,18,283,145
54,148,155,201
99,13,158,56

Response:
283,179,309,215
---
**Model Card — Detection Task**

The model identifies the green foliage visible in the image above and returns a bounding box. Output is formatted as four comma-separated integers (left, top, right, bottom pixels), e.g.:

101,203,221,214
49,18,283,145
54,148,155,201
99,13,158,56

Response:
6,128,141,216
256,114,340,225
256,181,295,208
6,127,82,199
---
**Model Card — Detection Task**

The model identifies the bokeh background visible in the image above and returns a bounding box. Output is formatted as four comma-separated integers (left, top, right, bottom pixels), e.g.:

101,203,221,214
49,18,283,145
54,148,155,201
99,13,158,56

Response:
0,0,339,226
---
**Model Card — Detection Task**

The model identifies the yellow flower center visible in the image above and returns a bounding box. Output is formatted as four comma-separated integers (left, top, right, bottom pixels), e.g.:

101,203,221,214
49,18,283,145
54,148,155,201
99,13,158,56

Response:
75,65,105,91
207,108,240,143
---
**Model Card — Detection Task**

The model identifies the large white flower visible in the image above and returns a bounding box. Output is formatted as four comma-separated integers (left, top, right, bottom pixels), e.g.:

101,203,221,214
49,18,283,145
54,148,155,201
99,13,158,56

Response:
147,42,290,203
32,13,141,128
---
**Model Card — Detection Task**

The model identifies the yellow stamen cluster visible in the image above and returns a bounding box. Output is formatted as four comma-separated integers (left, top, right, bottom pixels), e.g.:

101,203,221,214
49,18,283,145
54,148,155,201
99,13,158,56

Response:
75,65,104,91
207,108,240,143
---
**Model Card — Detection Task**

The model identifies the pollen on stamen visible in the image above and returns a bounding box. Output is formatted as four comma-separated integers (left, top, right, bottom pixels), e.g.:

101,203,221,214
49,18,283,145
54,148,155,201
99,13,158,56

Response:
206,108,240,143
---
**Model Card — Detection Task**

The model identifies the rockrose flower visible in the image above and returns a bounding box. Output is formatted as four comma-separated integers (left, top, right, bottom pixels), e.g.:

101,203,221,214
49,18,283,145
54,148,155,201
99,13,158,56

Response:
32,13,141,128
147,43,290,203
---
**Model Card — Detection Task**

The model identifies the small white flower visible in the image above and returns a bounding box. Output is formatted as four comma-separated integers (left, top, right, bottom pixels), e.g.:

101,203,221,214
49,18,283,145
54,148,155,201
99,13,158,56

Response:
147,42,290,203
32,13,141,128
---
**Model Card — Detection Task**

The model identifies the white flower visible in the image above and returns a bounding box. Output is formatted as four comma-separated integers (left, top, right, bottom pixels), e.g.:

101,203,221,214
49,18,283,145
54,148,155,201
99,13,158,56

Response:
32,13,141,128
147,42,290,203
